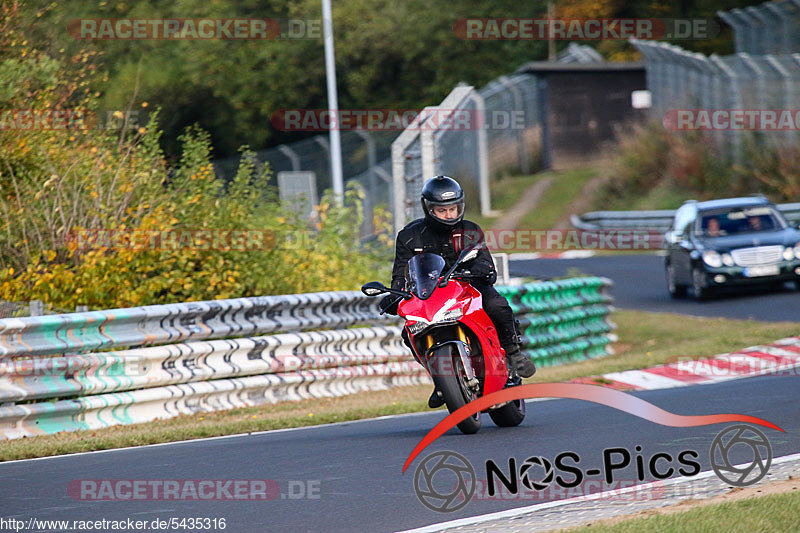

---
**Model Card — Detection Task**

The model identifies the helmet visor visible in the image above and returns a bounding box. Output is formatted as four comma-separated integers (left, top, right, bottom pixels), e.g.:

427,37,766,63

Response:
424,199,464,224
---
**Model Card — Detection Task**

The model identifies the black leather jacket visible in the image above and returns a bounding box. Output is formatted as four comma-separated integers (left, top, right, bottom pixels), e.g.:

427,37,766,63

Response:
390,218,496,291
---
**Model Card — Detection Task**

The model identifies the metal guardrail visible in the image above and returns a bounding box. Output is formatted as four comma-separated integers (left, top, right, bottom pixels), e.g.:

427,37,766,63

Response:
1,367,428,440
0,326,409,403
571,203,800,232
0,291,395,359
0,280,616,440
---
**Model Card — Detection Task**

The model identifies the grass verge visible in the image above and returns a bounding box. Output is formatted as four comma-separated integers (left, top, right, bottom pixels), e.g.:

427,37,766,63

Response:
1,310,797,461
567,487,800,533
532,309,799,384
516,167,598,231
595,178,693,212
466,173,543,229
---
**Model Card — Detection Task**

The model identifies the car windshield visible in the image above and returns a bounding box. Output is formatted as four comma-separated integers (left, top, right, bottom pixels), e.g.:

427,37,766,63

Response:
406,253,446,300
697,206,786,237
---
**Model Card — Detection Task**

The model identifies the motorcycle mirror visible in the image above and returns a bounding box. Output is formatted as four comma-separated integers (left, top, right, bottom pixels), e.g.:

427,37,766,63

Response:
361,281,387,296
461,248,479,263
440,246,479,287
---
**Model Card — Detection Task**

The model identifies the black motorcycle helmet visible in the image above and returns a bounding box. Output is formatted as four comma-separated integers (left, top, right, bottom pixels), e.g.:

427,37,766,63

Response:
420,175,465,233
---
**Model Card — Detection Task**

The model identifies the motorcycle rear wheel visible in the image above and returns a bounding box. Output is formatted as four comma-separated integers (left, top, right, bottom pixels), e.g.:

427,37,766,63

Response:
430,345,481,434
488,394,526,427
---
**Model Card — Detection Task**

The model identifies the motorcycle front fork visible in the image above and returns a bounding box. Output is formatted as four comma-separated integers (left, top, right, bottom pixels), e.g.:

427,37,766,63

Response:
420,326,480,392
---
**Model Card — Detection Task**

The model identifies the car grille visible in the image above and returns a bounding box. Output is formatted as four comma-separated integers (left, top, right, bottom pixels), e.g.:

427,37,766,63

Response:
730,245,783,267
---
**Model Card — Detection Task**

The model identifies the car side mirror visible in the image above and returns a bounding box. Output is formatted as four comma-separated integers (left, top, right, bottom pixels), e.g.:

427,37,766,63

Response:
664,231,682,245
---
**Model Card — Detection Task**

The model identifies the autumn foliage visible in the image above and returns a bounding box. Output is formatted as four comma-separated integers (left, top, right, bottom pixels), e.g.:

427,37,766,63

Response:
0,4,392,310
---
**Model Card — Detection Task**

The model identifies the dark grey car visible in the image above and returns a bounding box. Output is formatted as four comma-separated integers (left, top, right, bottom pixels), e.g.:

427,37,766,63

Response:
664,197,800,300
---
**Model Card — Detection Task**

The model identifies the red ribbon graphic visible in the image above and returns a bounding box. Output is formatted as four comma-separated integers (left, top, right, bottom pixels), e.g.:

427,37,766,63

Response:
403,383,783,473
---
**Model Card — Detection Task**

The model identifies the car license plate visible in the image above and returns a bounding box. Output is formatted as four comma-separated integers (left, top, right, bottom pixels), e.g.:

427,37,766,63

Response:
743,265,780,277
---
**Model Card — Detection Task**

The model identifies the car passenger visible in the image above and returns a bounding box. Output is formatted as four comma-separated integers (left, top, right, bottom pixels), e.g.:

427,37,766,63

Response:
748,216,763,231
706,217,722,237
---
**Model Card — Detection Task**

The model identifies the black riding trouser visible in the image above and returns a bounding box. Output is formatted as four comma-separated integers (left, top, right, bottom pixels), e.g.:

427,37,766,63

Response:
473,282,519,348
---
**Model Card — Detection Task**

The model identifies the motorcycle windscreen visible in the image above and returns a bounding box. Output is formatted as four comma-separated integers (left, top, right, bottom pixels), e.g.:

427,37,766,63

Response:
406,253,446,300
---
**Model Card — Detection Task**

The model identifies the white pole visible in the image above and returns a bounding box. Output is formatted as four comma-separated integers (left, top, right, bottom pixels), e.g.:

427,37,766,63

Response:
322,0,344,205
469,91,492,217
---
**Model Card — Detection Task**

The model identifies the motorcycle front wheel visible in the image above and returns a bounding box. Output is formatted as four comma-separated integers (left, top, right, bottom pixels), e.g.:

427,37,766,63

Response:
430,345,481,434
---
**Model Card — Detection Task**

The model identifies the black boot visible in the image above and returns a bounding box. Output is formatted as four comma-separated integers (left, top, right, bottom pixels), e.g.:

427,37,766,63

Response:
505,344,536,378
428,389,445,408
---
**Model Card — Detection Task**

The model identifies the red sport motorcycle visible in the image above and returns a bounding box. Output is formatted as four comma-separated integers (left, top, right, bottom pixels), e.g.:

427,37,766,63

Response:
361,247,525,434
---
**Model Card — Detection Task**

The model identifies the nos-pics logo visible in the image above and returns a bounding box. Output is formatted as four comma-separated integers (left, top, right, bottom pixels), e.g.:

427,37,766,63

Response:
710,424,772,486
413,424,773,513
413,451,476,513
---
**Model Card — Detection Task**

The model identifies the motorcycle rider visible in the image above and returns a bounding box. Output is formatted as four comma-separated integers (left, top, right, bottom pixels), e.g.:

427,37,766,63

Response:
381,175,536,408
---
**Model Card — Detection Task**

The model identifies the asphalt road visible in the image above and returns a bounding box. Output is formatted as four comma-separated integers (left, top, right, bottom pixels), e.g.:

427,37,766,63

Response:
1,375,797,532
510,254,800,322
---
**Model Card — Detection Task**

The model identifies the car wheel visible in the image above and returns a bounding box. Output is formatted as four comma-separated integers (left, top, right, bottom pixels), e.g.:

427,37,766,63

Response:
692,267,713,301
666,263,687,298
768,281,786,292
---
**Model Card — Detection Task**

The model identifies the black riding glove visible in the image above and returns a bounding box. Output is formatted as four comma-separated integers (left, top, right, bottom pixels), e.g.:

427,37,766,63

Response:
379,294,401,315
459,261,497,284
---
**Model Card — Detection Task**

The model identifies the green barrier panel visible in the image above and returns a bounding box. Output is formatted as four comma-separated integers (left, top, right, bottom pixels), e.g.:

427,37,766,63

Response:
497,277,615,368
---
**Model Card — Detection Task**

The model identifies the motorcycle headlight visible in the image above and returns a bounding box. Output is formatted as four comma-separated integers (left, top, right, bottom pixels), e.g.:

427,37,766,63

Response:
436,308,463,322
407,320,430,335
784,247,795,261
406,308,463,335
721,253,734,266
702,250,723,268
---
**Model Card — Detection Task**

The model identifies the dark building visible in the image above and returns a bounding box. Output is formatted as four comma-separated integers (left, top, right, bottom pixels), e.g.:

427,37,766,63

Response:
516,62,646,169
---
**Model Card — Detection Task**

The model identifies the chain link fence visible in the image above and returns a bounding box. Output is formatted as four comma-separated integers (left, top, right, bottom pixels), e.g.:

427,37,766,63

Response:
214,130,396,237
718,0,800,55
392,44,602,232
432,75,542,219
214,44,601,235
632,0,800,162
631,40,800,160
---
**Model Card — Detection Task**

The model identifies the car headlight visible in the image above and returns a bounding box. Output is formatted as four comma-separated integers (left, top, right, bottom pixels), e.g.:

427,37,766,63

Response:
794,243,800,259
702,250,723,268
721,253,734,266
784,246,795,261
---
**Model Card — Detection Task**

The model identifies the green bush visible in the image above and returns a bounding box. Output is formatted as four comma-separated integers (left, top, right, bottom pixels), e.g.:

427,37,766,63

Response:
0,5,392,310
597,120,800,210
